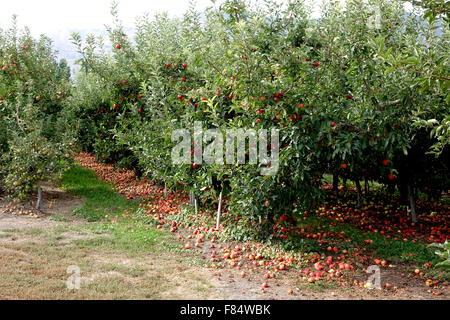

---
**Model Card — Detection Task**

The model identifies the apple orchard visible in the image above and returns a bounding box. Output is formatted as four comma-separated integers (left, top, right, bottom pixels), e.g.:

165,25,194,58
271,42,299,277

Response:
0,0,449,288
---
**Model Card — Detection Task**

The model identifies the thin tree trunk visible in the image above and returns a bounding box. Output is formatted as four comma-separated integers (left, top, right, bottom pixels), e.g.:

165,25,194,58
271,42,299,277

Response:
194,197,198,215
216,185,223,230
355,179,362,208
399,181,408,205
408,185,418,223
332,174,339,191
189,189,196,206
388,183,395,194
364,176,369,195
36,182,42,211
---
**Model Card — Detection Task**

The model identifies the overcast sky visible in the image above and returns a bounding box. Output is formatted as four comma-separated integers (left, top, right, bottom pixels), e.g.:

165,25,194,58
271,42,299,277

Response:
0,0,416,38
0,0,320,37
0,0,206,35
0,0,414,69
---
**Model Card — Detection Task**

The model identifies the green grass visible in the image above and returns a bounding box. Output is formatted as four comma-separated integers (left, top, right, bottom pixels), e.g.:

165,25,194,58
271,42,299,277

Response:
59,165,185,256
298,280,337,293
49,215,68,222
77,218,173,256
294,215,438,266
60,165,139,221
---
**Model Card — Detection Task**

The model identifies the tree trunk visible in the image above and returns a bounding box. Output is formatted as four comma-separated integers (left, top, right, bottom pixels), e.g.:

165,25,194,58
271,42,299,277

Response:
332,174,339,191
194,196,198,215
355,179,362,208
216,185,223,230
189,190,196,206
408,185,418,223
399,181,408,205
36,182,42,211
387,183,395,194
133,167,142,179
364,176,369,195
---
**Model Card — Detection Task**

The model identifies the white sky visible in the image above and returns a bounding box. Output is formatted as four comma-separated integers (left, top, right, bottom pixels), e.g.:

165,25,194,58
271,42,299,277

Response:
0,0,216,36
0,0,322,68
0,0,323,37
0,0,414,67
0,0,415,37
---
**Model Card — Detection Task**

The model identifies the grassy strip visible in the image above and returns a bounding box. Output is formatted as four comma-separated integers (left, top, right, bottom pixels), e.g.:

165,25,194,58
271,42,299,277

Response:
60,165,139,221
59,165,197,258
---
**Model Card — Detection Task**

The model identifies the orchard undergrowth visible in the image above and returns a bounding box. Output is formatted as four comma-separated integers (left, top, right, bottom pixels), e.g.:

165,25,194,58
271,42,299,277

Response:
74,152,449,291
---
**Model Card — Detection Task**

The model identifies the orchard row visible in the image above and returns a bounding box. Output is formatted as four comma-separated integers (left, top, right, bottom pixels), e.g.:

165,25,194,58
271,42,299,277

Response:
0,0,448,239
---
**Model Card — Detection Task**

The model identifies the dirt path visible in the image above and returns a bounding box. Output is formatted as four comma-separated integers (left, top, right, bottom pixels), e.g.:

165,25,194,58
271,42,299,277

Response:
0,184,448,300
